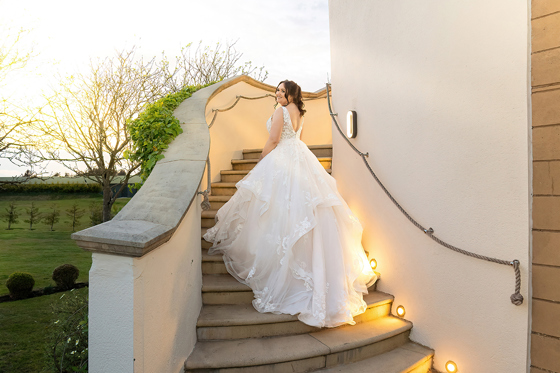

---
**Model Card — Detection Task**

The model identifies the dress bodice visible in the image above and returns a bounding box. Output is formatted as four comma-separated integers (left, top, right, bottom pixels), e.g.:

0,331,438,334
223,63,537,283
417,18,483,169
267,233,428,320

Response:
266,106,303,141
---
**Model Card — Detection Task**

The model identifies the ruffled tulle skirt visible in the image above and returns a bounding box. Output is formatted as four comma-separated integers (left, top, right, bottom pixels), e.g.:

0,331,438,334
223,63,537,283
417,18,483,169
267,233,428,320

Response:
203,138,377,328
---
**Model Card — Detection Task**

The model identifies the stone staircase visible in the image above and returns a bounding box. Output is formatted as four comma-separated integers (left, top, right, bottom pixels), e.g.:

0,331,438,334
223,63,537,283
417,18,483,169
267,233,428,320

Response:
185,144,434,372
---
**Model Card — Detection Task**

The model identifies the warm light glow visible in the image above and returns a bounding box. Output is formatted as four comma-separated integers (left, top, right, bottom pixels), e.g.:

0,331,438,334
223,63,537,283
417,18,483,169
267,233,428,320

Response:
369,258,377,270
445,360,458,373
396,305,405,317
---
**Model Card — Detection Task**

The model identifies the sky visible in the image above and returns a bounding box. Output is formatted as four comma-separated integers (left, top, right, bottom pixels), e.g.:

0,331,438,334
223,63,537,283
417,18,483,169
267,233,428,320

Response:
0,0,331,176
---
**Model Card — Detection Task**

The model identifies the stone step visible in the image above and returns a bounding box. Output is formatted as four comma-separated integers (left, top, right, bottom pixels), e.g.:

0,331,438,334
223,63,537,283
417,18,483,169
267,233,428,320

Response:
231,159,259,171
201,238,212,249
184,316,412,372
243,144,333,160
231,157,332,171
208,195,230,210
201,210,218,228
201,248,228,274
197,291,394,340
210,182,238,196
202,274,251,292
220,168,332,183
315,342,433,373
201,249,378,279
202,274,254,305
201,272,379,305
221,170,249,183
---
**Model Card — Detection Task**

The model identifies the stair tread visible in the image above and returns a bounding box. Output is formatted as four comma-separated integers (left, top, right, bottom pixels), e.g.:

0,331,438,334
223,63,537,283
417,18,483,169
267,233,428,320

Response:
202,274,251,292
202,249,223,262
309,316,410,354
317,342,433,373
232,157,332,164
231,159,259,164
201,210,218,218
211,182,237,187
243,144,333,153
197,291,394,327
185,316,411,369
221,170,249,174
208,195,231,201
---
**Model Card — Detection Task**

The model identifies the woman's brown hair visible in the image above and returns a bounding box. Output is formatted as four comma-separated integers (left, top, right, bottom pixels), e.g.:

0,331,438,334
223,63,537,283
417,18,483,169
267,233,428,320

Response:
277,80,306,116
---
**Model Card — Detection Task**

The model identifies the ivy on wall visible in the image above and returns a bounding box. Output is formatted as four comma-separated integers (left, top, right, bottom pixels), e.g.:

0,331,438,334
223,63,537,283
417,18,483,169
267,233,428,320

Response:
125,83,213,187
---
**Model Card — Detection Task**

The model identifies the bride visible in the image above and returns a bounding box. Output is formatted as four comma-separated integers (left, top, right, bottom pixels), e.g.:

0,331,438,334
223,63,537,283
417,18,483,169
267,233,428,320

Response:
203,80,377,328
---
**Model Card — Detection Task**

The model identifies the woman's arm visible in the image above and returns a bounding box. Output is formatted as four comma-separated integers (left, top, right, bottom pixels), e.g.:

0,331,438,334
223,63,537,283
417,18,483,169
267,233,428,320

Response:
259,107,284,161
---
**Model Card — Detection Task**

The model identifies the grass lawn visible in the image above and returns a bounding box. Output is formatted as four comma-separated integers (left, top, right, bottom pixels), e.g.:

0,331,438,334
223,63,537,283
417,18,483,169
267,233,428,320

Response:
0,195,131,293
0,195,131,371
0,287,88,373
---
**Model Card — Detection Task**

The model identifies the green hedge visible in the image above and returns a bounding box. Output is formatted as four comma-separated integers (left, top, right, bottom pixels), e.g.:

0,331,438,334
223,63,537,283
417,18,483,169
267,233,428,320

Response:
0,183,102,194
125,83,214,186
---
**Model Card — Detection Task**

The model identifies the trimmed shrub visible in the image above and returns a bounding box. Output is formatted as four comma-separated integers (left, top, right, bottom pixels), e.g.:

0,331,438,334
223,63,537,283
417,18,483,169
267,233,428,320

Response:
6,272,35,299
52,264,80,290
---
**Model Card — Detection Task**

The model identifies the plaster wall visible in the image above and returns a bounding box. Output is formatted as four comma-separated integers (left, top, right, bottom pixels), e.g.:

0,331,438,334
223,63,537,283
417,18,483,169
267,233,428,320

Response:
132,197,202,373
204,81,331,187
89,254,134,372
88,198,201,373
329,1,530,372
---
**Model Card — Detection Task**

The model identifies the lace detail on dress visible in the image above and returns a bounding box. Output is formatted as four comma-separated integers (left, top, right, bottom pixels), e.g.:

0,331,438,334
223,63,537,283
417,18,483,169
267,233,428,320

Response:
266,106,303,141
203,103,377,328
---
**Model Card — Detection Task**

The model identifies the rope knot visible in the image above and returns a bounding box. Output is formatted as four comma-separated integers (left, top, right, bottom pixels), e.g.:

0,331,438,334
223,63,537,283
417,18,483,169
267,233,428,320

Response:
510,259,523,306
510,293,524,306
200,189,211,211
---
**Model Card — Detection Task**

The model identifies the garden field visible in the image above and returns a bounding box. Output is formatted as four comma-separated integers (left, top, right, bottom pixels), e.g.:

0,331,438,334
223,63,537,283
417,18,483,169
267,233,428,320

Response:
0,195,131,372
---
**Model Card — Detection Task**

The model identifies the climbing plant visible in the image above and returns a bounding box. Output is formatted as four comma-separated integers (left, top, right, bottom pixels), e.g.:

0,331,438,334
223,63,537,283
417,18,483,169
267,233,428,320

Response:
125,83,213,188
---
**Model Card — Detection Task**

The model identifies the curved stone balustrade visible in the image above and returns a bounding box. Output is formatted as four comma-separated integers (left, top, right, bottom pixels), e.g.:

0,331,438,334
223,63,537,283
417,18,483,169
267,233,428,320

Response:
76,75,330,373
72,75,327,257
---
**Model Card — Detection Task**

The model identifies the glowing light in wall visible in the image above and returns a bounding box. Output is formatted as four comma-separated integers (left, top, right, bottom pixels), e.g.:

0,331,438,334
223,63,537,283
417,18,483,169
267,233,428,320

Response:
396,305,405,317
346,110,357,138
445,361,458,372
369,258,377,270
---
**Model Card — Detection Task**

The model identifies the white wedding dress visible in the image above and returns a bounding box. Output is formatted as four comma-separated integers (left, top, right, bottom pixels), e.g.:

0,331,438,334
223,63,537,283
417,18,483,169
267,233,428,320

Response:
203,106,377,328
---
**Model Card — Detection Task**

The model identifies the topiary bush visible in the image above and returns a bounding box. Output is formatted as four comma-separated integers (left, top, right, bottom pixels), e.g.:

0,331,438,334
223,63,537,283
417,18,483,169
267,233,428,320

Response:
6,272,35,299
52,264,80,290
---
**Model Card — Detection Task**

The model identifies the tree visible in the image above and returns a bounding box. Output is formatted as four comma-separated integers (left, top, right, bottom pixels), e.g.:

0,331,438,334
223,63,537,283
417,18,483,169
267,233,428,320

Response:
36,43,266,222
2,201,19,229
43,205,60,231
0,27,41,187
163,40,268,92
37,48,169,222
89,202,103,226
66,203,85,232
24,202,41,230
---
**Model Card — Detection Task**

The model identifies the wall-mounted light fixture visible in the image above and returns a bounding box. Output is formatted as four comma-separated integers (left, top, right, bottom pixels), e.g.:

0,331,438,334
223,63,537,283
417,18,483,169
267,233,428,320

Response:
445,360,458,373
396,305,406,317
346,110,357,138
369,258,377,270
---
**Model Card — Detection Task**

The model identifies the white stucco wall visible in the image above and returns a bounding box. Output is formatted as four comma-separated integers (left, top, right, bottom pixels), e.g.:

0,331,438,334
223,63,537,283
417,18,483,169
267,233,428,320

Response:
329,1,530,372
88,199,202,373
204,81,331,186
132,198,202,373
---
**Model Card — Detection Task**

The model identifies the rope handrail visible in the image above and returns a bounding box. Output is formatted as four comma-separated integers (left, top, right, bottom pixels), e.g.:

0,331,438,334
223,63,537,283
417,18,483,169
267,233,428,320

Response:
325,83,523,306
208,93,324,128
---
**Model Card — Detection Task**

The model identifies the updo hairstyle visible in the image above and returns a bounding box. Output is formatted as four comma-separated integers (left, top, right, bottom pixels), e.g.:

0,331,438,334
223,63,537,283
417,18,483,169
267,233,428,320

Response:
277,80,306,116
